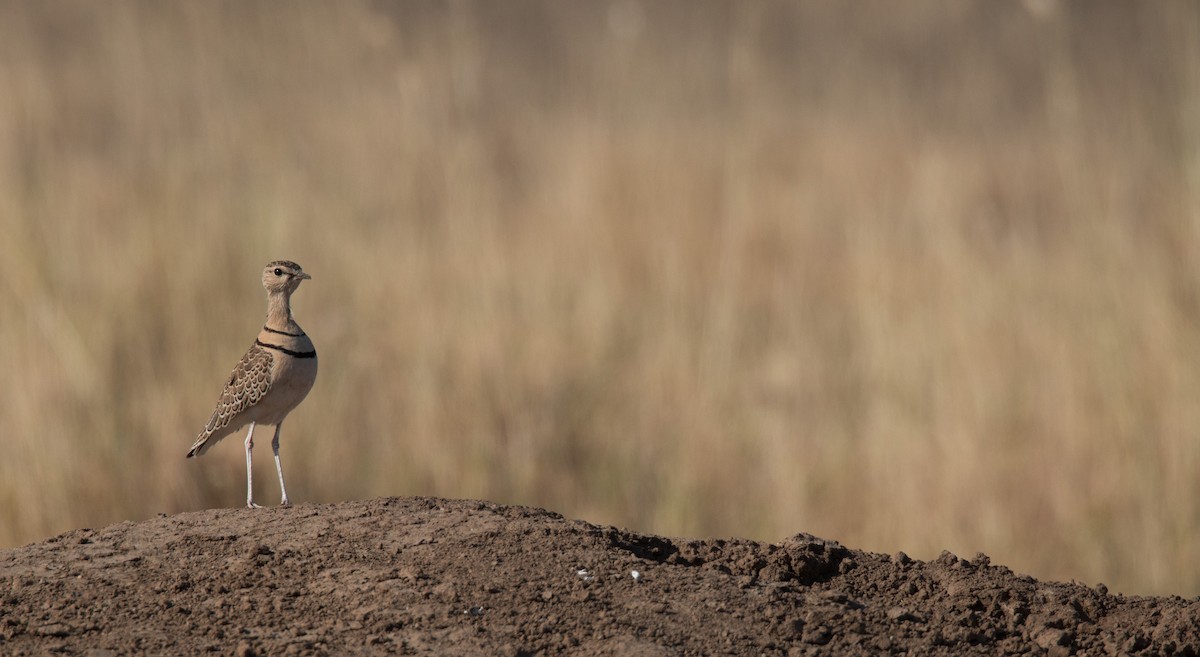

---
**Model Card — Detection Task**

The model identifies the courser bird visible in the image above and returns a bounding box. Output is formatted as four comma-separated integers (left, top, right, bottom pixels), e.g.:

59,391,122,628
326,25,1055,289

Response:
187,260,318,508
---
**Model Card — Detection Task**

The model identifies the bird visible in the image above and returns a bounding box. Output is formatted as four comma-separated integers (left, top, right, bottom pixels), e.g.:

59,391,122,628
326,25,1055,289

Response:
187,260,318,508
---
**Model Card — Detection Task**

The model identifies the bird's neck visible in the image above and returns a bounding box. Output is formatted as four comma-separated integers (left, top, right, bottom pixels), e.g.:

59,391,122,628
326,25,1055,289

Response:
265,292,301,333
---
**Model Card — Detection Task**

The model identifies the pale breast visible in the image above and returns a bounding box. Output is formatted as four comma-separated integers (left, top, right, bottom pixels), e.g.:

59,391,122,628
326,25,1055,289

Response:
249,327,318,426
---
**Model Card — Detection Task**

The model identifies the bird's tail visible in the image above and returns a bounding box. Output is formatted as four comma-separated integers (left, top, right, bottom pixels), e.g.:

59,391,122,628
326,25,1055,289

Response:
186,433,211,458
186,421,239,458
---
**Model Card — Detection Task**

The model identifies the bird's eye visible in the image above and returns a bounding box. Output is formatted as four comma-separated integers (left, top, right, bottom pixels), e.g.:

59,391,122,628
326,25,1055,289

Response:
274,268,283,276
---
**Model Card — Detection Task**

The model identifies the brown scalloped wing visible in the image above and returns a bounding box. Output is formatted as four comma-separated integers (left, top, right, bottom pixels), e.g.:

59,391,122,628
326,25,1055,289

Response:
187,343,273,456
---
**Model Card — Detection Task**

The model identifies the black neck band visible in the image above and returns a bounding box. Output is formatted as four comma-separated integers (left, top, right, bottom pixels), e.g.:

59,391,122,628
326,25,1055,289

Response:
256,339,316,359
263,325,306,338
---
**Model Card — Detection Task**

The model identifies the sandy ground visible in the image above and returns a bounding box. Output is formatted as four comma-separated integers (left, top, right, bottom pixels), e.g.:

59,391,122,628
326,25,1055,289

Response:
1,497,1197,656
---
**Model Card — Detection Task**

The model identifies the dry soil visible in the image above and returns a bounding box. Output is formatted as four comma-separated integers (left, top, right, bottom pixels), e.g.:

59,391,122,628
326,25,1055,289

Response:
1,497,1197,655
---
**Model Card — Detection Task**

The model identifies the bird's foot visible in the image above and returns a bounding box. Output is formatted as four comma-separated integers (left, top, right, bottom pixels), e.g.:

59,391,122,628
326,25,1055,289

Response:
280,498,292,507
246,501,264,509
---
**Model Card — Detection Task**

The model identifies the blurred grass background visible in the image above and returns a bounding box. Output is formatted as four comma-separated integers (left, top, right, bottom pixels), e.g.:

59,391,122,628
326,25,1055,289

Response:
1,0,1199,595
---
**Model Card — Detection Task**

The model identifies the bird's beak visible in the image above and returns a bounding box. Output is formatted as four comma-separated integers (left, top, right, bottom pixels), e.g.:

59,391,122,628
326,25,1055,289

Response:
298,272,312,280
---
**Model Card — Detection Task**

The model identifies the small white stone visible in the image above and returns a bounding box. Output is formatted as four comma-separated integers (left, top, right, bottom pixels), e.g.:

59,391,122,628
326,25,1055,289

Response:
631,570,641,581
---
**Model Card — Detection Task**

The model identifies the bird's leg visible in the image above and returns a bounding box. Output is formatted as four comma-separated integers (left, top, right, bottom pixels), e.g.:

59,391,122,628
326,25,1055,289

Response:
272,422,291,507
245,422,262,509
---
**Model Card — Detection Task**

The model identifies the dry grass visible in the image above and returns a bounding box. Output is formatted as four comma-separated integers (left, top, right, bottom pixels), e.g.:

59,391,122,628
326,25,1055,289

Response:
2,1,1199,595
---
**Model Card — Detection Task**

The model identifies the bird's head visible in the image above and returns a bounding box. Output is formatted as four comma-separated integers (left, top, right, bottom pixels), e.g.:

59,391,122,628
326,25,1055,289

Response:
262,260,311,295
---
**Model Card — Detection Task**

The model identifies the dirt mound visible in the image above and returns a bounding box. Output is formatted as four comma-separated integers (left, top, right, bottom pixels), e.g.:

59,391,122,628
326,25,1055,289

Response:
1,497,1196,656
